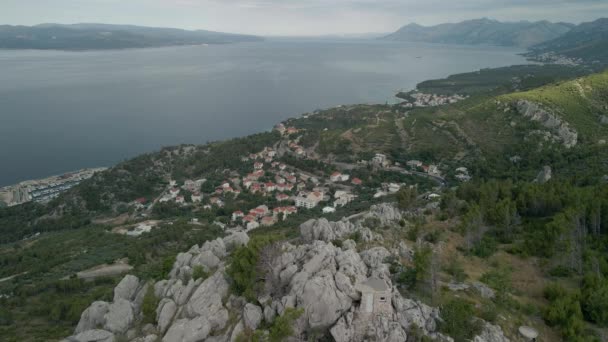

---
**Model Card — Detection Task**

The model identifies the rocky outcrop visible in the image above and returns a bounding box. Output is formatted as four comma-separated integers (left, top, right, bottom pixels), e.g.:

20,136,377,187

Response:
243,303,263,330
300,203,403,243
300,218,357,243
534,165,552,184
104,299,135,334
113,274,141,302
64,329,115,342
74,301,110,334
364,203,403,226
474,321,510,342
515,100,578,148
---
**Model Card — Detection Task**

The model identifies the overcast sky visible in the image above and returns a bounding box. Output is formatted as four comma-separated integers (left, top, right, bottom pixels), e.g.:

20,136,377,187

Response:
2,0,607,36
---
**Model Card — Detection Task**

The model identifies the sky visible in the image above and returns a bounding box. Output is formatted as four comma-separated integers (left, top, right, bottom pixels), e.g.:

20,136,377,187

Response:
2,0,607,36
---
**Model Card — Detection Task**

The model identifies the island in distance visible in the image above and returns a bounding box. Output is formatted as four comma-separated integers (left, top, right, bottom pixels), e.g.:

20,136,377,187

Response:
0,23,263,50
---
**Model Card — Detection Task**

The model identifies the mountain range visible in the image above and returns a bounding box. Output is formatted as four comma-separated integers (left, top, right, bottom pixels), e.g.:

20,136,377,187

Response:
0,23,263,50
382,18,574,47
528,18,608,63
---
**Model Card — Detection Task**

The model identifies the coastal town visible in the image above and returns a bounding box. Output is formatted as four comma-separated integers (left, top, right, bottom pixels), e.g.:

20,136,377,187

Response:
120,119,472,237
398,92,468,108
0,168,106,207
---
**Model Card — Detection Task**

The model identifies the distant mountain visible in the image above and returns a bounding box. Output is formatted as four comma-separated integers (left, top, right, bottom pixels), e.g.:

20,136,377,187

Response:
0,23,263,50
382,18,573,48
528,18,608,63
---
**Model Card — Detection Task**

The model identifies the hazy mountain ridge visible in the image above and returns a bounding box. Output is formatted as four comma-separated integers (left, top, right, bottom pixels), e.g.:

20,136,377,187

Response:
0,23,263,50
382,18,574,47
528,18,608,63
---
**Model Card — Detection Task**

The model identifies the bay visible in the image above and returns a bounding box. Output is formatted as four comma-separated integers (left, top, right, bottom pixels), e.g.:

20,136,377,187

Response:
0,38,527,186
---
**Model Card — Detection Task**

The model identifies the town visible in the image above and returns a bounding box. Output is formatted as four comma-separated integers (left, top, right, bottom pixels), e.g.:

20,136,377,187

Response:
399,92,468,108
0,168,107,207
120,120,472,237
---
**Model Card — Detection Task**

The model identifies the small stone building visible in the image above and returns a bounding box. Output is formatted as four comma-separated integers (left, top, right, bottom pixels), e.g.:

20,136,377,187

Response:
356,277,392,316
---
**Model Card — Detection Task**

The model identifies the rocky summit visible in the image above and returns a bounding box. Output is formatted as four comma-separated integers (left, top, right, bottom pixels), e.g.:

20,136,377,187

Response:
64,203,510,342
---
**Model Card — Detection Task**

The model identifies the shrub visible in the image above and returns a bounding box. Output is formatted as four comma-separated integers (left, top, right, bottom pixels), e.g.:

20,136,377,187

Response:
192,265,209,281
268,307,304,342
439,298,482,342
141,286,159,324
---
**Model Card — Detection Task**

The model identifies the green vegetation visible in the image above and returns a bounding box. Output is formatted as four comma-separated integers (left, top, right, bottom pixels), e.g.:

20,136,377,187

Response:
407,64,587,96
438,298,483,342
268,307,304,342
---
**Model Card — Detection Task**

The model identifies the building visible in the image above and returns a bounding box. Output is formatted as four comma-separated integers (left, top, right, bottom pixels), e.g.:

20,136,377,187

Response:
428,165,441,177
406,160,423,168
254,162,264,170
175,196,185,204
295,191,323,209
191,193,203,203
351,178,363,186
330,172,342,182
261,216,277,227
232,211,244,221
276,193,290,202
322,206,336,214
372,154,389,168
356,278,392,316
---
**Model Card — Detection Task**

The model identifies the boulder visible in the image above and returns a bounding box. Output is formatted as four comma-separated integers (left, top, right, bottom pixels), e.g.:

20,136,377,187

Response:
300,218,356,243
472,282,496,299
223,232,250,251
113,275,140,302
298,269,352,329
229,320,245,342
243,303,263,330
200,238,227,259
398,241,414,261
474,321,510,342
185,271,229,318
66,329,115,342
366,203,402,225
191,250,221,271
103,299,135,334
330,314,355,342
392,294,438,334
360,247,391,269
131,335,158,342
342,239,356,251
75,301,109,334
156,299,177,334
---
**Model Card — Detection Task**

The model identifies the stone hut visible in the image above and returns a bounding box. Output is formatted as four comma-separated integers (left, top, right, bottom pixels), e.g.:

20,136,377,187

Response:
356,277,392,316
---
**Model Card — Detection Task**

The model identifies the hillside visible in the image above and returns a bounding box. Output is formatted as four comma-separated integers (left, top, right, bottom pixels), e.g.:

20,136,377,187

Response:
2,70,608,341
0,24,263,50
527,18,608,66
382,18,573,48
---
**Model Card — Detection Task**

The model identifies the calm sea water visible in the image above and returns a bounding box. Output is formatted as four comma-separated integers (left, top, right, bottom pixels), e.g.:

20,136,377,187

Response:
0,38,527,186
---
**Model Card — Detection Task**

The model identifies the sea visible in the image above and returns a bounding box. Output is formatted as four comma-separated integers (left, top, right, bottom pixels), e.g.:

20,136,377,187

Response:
0,38,528,186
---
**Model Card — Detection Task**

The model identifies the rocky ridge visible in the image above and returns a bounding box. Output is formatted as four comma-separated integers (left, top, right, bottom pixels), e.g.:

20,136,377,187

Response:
65,203,510,342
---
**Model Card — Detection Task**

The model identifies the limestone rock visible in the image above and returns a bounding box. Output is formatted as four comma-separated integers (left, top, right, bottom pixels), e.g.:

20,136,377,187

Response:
342,239,356,251
156,299,177,334
191,250,221,271
366,203,402,225
515,100,577,148
223,232,250,251
360,247,391,269
299,269,352,329
185,271,229,318
243,303,263,330
104,299,135,334
75,301,109,334
67,329,115,342
534,166,552,184
472,281,496,299
474,321,510,342
113,275,140,302
300,218,356,243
